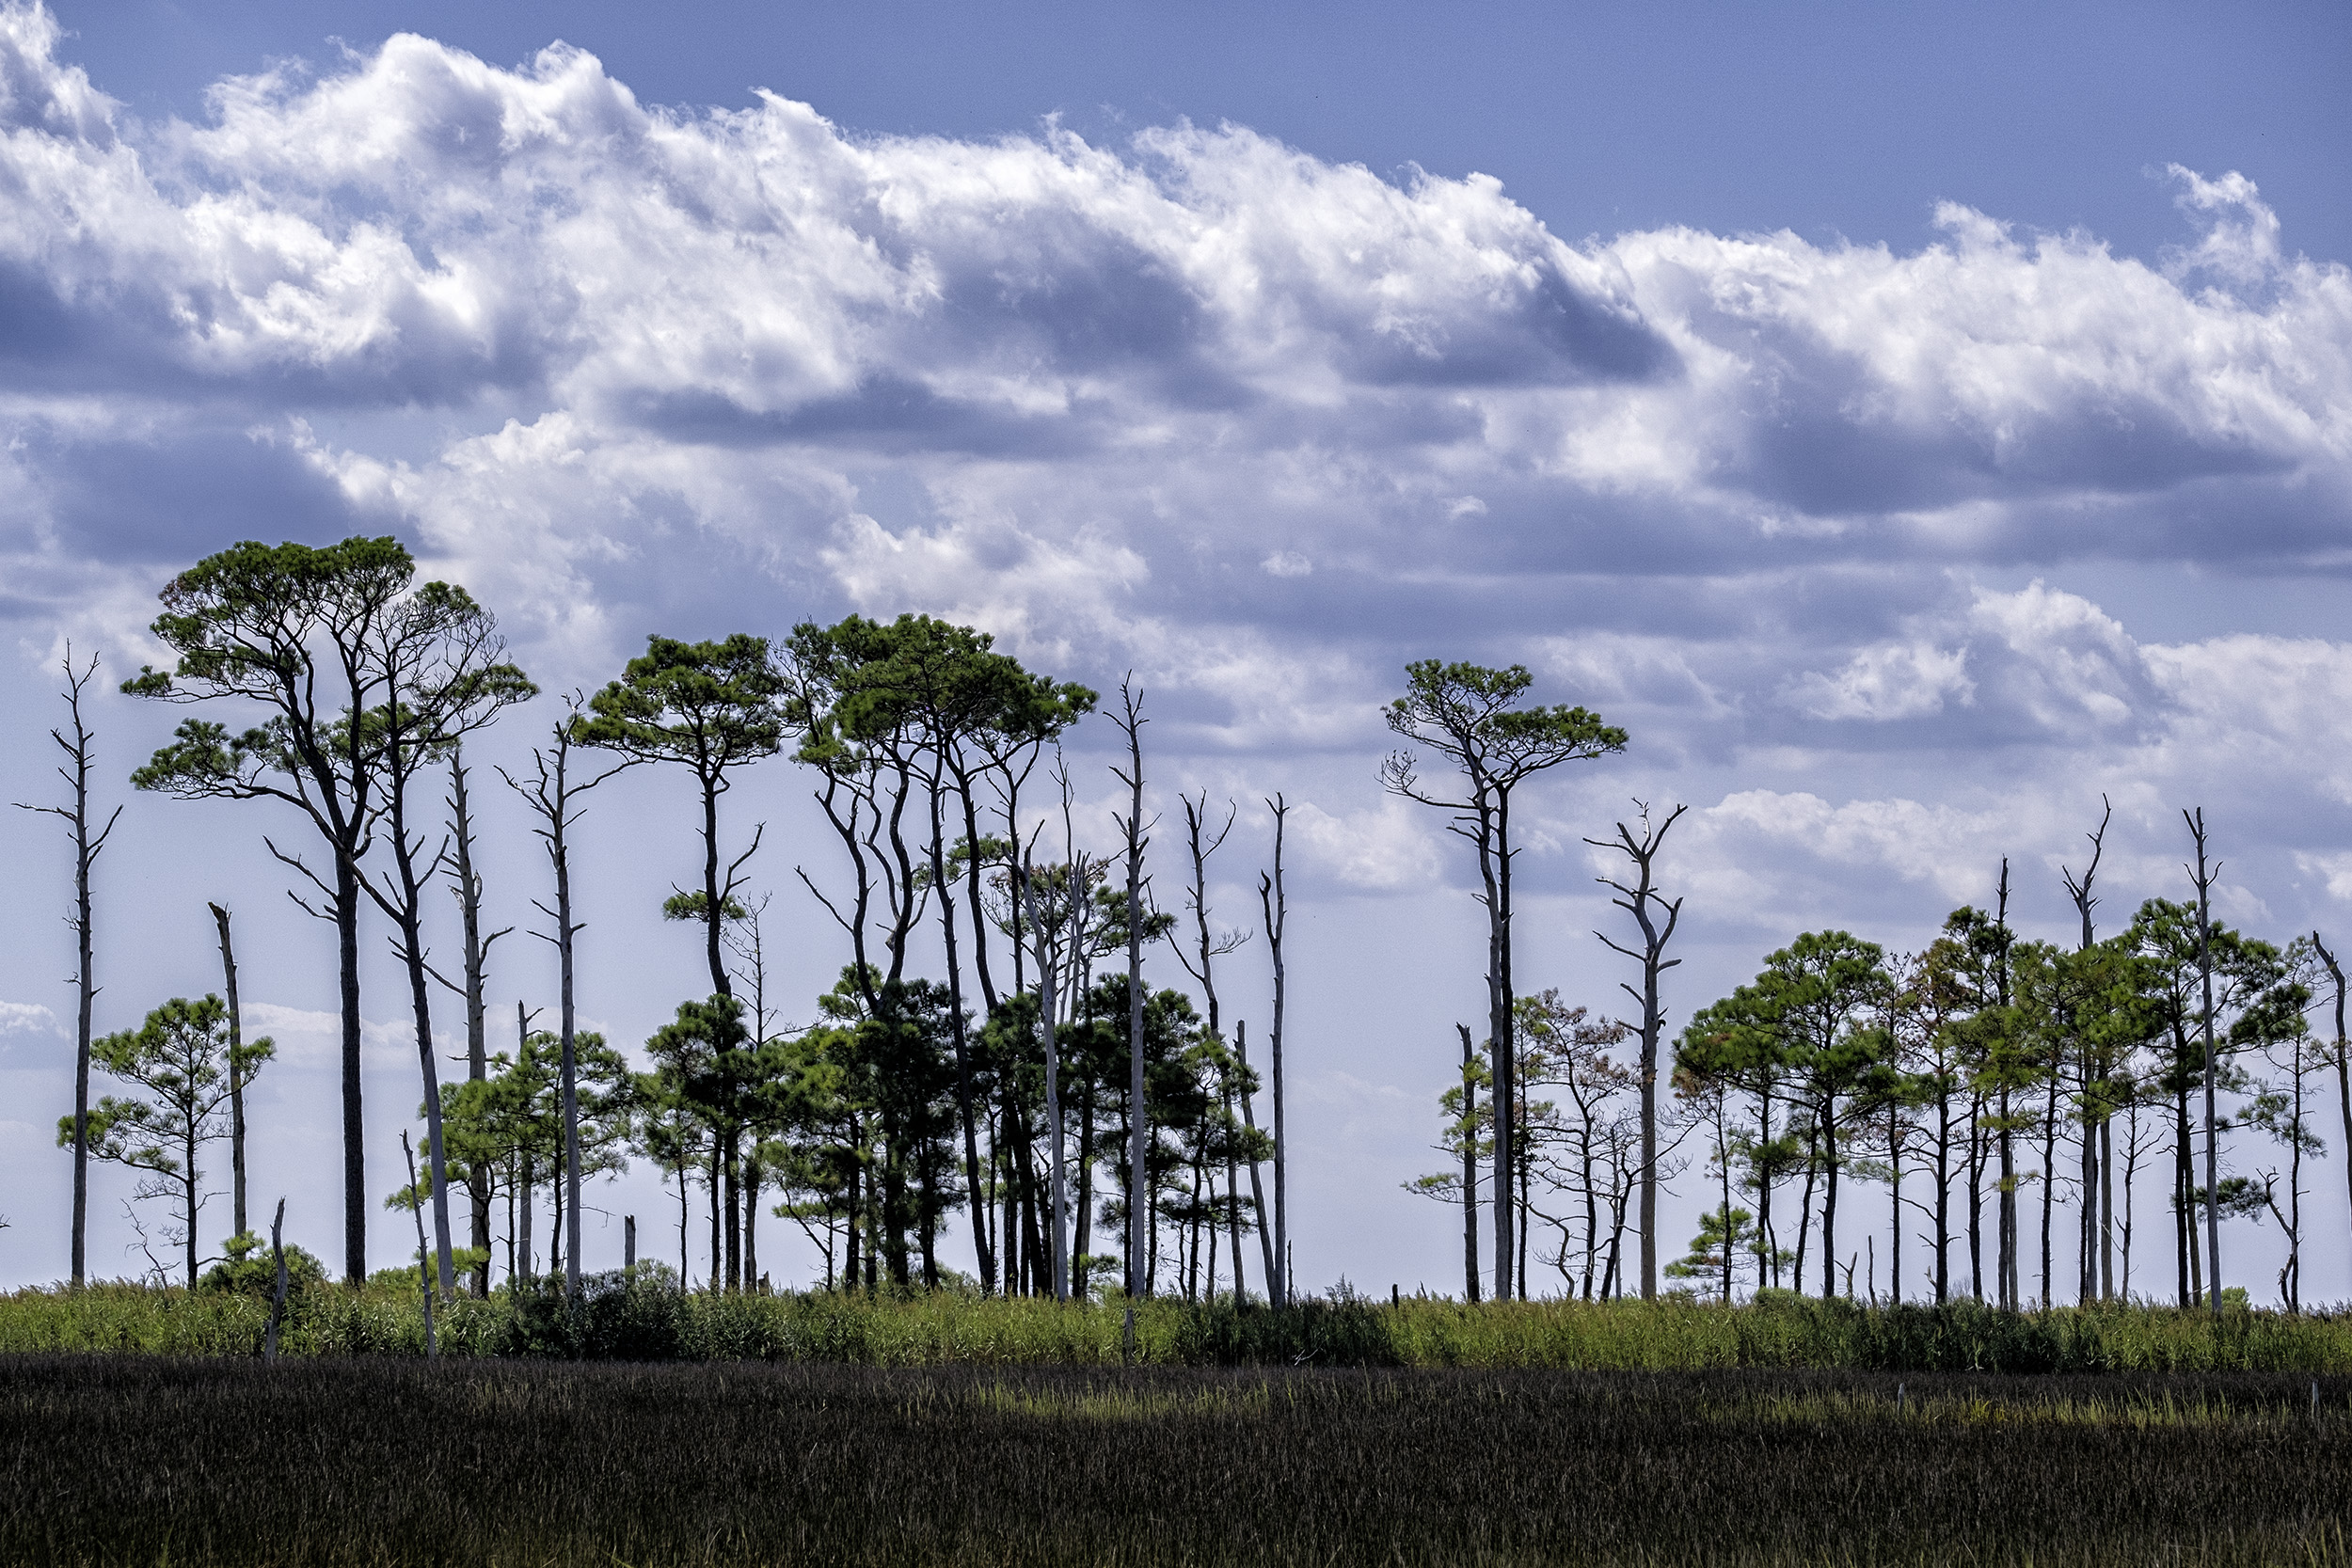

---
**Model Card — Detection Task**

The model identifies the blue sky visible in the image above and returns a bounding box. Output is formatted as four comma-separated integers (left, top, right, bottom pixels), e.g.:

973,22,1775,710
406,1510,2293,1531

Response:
4,0,2351,1302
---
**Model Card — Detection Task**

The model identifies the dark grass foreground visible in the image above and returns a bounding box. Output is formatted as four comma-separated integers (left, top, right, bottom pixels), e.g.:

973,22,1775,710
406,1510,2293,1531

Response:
5,1357,2348,1567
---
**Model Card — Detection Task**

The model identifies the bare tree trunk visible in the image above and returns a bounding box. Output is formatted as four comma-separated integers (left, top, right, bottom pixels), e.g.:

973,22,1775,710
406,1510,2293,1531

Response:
1457,1023,1481,1303
403,1132,438,1360
2315,937,2352,1267
1587,804,1685,1302
1236,1021,1275,1292
2186,808,2222,1315
339,833,367,1283
506,721,635,1302
2175,1072,2194,1307
444,752,508,1296
207,904,248,1240
1261,795,1291,1308
1113,680,1152,1298
925,775,987,1294
1993,861,2016,1310
1965,1095,1983,1300
21,652,123,1289
1022,863,1071,1301
2039,1078,2057,1307
263,1196,290,1361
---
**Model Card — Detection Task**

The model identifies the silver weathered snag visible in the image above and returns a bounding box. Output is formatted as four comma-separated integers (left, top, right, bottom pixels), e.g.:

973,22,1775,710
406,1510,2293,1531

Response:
14,646,121,1289
1109,678,1152,1297
1259,795,1291,1309
2185,807,2222,1313
206,903,249,1240
263,1196,290,1362
402,1132,437,1360
1585,800,1686,1301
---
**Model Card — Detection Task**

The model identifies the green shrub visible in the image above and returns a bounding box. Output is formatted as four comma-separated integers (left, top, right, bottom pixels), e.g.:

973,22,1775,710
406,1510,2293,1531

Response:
198,1230,327,1296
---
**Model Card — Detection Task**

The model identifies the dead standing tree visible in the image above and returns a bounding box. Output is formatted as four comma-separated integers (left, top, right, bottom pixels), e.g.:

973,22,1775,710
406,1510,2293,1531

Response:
1174,792,1254,1299
2312,933,2351,1256
1109,678,1153,1298
1381,660,1627,1301
503,701,638,1300
1584,800,1685,1301
2059,796,2113,1302
437,748,512,1295
15,646,122,1288
2185,807,2223,1315
205,903,249,1239
1258,795,1292,1307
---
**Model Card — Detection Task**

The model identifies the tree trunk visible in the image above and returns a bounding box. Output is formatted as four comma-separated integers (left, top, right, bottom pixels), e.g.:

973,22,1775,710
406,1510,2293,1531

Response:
1120,690,1150,1299
2175,1073,2195,1307
1263,796,1291,1307
338,856,367,1283
928,781,994,1295
210,904,246,1241
2188,809,2222,1313
1237,1021,1276,1293
560,803,583,1302
1457,1023,1480,1303
447,754,499,1296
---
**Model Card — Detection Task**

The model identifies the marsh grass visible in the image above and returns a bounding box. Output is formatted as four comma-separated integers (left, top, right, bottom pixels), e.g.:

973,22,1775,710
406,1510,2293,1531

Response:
6,1278,2352,1371
4,1356,2347,1566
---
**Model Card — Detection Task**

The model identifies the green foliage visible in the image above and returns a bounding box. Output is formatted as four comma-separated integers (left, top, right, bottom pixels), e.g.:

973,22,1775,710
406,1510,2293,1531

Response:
57,995,274,1288
572,632,788,772
197,1230,327,1296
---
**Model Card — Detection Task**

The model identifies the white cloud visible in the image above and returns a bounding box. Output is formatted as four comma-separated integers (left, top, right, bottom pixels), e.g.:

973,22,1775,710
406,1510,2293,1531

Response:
2296,852,2352,902
241,1002,423,1070
0,1002,60,1037
1784,641,1971,721
1696,789,2006,904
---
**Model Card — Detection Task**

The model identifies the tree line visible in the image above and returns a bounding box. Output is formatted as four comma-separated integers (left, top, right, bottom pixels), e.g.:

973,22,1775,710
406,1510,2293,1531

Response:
18,536,1302,1316
1396,756,2344,1315
22,534,2342,1317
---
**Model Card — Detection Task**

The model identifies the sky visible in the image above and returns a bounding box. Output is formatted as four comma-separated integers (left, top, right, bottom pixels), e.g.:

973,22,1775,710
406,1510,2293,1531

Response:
3,0,2351,1304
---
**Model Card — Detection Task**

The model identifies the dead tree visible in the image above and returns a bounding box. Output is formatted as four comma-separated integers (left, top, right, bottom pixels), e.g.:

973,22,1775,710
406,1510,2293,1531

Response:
1585,800,1685,1300
1174,793,1251,1298
2313,933,2351,1259
1455,1022,1482,1302
2185,807,2223,1314
263,1196,290,1362
2060,796,2111,1304
14,646,121,1288
206,903,250,1239
1258,794,1292,1307
1020,852,1085,1301
402,1132,437,1359
504,701,637,1301
436,748,512,1294
1108,678,1152,1297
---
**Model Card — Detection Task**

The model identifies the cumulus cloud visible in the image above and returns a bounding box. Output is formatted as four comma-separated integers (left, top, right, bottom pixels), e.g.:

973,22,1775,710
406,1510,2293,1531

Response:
0,4,2344,685
0,1001,59,1037
1,4,2351,960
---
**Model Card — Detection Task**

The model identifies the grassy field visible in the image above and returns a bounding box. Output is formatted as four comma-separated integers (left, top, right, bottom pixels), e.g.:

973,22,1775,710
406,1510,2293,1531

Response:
4,1277,2352,1371
4,1355,2346,1566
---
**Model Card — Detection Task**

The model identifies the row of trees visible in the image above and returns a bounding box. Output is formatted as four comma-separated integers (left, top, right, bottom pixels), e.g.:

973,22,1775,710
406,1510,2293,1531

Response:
24,535,1300,1307
1664,808,2343,1313
36,533,2344,1313
1394,761,2350,1315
